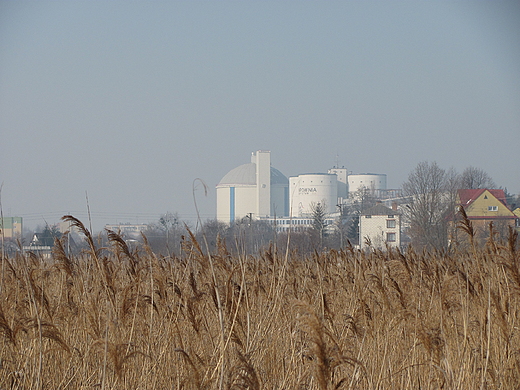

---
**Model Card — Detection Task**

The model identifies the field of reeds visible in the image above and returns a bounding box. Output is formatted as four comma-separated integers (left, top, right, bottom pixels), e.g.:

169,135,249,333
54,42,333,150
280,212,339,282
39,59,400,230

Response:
1,215,519,389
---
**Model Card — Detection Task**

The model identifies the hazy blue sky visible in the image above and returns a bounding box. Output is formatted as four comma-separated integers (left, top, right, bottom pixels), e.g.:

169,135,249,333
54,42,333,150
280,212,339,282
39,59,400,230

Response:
1,1,519,232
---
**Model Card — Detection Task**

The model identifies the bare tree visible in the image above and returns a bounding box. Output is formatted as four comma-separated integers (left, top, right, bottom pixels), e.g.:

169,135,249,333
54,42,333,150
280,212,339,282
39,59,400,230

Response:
402,161,458,250
460,166,496,189
143,212,186,256
349,187,377,214
227,218,275,254
196,219,229,253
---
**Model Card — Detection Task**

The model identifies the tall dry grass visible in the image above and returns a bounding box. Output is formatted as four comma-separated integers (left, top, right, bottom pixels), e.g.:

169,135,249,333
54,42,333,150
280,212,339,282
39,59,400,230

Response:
0,215,519,389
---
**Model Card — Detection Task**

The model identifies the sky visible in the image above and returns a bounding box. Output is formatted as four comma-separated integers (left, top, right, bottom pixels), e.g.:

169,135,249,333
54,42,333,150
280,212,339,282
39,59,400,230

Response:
1,1,519,232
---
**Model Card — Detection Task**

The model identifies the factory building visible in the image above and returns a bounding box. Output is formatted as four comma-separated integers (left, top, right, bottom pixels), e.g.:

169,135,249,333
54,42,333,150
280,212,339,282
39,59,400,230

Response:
216,151,289,223
216,151,392,231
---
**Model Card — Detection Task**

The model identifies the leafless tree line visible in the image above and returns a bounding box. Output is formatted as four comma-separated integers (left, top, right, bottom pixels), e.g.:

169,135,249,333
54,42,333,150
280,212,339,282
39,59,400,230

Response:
402,162,516,250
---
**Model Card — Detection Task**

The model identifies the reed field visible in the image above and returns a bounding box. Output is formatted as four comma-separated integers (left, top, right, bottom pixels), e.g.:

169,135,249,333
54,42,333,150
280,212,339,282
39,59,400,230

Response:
0,215,519,389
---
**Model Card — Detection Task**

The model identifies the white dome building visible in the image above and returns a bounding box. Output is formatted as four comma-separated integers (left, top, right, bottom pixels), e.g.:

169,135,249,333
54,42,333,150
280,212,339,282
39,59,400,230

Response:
216,151,288,223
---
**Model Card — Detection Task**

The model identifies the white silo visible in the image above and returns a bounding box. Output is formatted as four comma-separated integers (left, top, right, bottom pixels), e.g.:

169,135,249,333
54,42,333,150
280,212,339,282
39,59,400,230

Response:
348,173,387,194
289,173,338,217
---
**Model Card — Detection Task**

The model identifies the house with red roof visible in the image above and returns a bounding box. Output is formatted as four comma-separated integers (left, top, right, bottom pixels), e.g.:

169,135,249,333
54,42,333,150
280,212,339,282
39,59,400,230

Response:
455,189,518,242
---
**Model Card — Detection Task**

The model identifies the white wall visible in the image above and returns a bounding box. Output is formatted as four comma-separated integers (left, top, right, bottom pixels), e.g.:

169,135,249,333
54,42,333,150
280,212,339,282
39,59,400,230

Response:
216,186,231,222
328,167,348,198
235,186,257,221
359,214,401,250
349,174,387,193
289,174,338,217
254,151,271,218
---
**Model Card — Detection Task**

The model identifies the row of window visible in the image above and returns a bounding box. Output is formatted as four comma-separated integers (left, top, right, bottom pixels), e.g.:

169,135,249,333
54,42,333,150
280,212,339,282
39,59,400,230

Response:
268,219,334,225
363,217,397,229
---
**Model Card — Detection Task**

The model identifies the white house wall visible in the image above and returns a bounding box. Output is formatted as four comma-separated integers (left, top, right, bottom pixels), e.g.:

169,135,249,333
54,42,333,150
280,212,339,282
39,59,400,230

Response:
360,214,401,250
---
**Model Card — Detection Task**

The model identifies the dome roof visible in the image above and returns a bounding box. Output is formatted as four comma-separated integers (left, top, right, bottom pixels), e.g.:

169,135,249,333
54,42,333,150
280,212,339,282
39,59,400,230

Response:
218,163,288,186
219,163,256,186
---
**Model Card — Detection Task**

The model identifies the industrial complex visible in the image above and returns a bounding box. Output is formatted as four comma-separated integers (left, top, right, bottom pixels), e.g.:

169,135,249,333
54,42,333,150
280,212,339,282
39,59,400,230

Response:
216,150,395,229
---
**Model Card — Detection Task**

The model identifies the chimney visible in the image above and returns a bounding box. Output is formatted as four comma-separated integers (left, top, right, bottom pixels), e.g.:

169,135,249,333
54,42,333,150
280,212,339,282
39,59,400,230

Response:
392,202,397,211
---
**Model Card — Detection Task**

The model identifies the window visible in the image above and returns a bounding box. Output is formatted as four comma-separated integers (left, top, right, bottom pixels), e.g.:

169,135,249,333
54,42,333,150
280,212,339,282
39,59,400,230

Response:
386,219,396,228
488,206,498,211
386,232,396,242
365,215,371,219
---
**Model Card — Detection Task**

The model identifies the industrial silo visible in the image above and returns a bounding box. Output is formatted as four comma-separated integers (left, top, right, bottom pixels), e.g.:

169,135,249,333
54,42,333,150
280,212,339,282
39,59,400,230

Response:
348,173,387,194
289,173,338,217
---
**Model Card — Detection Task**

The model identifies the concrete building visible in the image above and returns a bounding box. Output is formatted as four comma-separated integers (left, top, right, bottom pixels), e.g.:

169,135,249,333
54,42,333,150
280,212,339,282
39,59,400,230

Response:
216,151,289,223
0,217,23,239
260,216,337,233
105,223,149,237
328,167,349,199
289,173,338,217
359,203,401,250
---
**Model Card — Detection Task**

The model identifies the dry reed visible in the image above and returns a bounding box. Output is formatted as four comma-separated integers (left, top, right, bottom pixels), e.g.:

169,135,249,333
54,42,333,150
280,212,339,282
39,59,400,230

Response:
0,216,519,389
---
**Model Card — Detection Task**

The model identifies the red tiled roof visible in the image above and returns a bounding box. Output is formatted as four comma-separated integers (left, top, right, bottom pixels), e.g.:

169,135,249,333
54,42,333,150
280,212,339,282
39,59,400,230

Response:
457,189,508,208
466,215,516,220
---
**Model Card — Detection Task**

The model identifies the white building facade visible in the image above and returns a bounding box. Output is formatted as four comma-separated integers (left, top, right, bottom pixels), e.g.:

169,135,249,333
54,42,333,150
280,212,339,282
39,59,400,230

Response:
359,203,401,250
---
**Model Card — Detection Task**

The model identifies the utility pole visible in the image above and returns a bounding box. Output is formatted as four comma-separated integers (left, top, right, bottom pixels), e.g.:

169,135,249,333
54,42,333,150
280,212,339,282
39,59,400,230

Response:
246,213,253,253
337,203,344,248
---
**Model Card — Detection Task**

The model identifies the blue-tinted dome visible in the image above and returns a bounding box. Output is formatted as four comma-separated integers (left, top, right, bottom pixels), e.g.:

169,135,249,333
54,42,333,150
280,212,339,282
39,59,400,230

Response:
270,167,289,185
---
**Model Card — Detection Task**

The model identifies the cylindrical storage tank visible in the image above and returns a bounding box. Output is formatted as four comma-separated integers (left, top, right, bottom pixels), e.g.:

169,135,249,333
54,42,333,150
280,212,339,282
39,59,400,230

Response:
348,173,387,194
289,174,338,217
